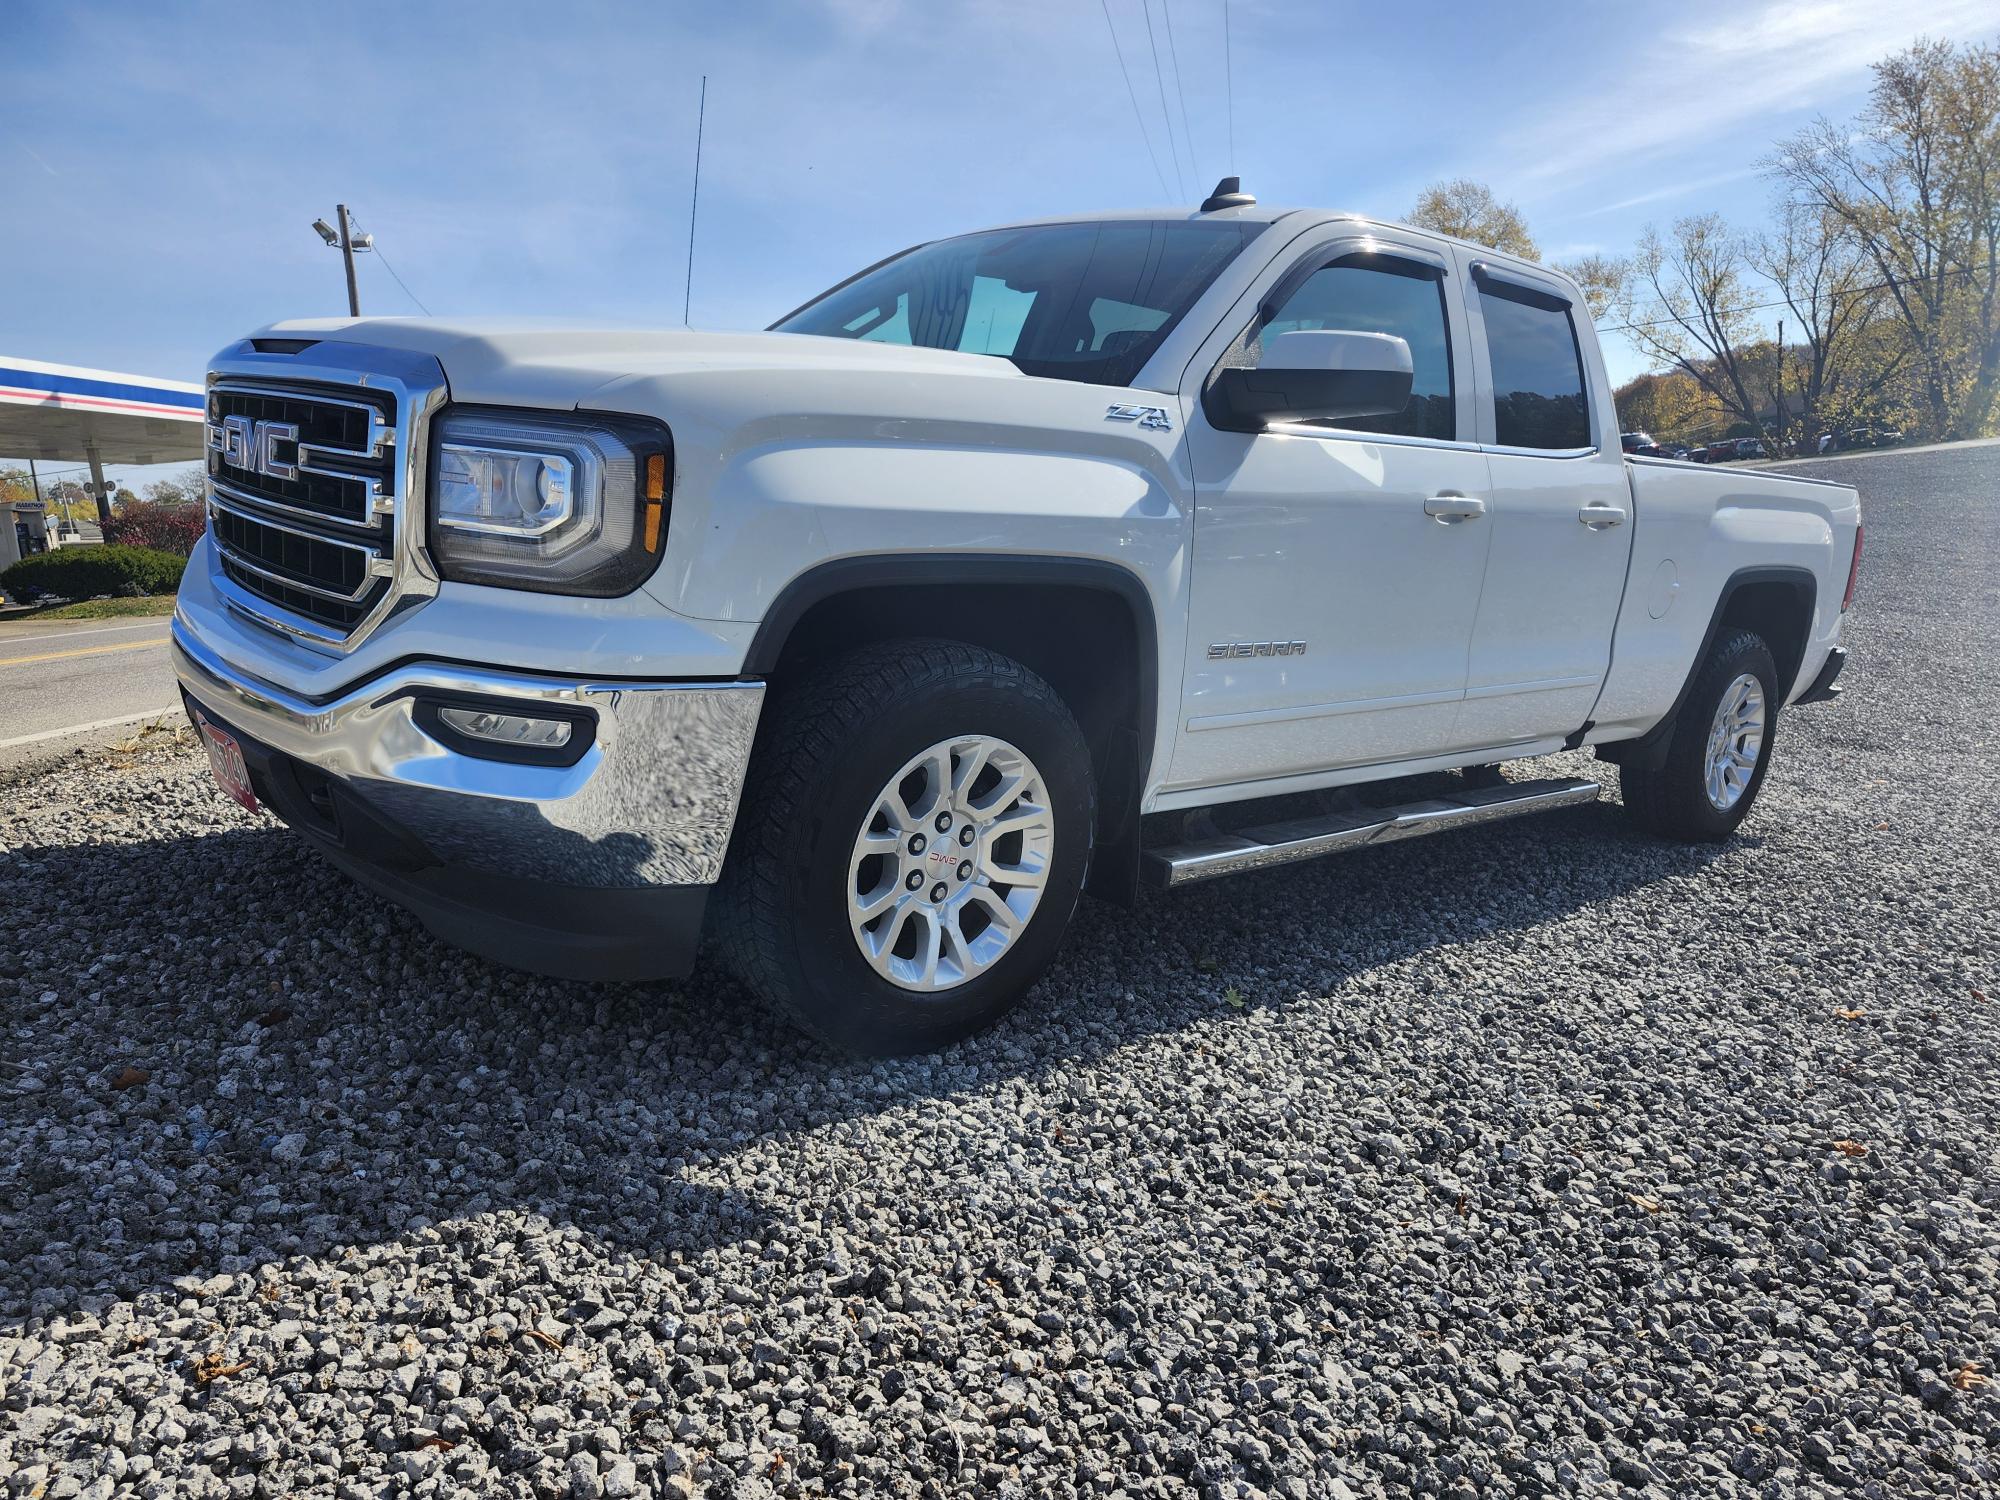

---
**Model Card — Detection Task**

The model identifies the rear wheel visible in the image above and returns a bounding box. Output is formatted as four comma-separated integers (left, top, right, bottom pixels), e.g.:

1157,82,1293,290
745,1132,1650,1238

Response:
1621,628,1779,841
717,640,1093,1054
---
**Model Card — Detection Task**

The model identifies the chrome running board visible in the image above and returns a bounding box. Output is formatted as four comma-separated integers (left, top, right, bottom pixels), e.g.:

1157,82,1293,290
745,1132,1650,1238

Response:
1142,777,1602,889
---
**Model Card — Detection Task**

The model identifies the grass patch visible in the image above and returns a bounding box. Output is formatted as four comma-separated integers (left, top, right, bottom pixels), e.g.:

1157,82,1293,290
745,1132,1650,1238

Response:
2,595,179,622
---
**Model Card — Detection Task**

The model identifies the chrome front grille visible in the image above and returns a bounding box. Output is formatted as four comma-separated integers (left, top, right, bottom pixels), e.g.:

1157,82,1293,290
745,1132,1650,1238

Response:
206,383,394,528
203,342,448,651
209,494,387,632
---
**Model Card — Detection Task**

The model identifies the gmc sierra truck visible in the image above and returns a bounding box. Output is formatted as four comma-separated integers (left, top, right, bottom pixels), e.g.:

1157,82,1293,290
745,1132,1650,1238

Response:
172,178,1860,1054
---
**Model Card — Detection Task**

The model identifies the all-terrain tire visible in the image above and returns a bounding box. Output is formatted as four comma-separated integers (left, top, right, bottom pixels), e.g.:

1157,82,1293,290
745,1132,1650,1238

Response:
715,639,1094,1054
1621,628,1780,841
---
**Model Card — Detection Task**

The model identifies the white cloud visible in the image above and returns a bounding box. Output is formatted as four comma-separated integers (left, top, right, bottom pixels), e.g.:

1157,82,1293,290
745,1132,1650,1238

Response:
1498,0,1997,192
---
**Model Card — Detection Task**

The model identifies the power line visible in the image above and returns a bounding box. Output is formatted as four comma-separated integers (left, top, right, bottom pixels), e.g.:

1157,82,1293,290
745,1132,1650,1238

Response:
1138,0,1186,199
1099,0,1173,200
1223,0,1235,170
1161,0,1200,188
370,245,432,316
1599,259,1983,337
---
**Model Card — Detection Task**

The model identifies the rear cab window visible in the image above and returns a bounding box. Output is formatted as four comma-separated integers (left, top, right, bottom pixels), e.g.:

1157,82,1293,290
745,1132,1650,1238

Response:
1474,271,1592,450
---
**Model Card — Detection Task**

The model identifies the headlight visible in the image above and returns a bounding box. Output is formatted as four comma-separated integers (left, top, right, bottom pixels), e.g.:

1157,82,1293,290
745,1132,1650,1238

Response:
428,408,671,596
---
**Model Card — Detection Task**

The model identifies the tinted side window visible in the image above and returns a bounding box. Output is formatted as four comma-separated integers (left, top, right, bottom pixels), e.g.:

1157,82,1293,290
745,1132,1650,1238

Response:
1253,254,1455,440
1478,280,1590,450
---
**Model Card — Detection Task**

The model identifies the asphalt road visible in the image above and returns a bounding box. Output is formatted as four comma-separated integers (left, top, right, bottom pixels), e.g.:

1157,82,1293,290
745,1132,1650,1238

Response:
1,442,1996,1498
0,614,179,767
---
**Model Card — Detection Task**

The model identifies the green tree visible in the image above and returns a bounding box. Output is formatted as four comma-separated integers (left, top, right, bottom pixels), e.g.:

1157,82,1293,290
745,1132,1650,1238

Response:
1407,179,1539,258
142,468,206,508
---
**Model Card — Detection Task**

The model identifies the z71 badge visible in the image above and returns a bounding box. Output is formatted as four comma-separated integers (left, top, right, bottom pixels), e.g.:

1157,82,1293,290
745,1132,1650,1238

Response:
1209,640,1308,659
1104,403,1173,431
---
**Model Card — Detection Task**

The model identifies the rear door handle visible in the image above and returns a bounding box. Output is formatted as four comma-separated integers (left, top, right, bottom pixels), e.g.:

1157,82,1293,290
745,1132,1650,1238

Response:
1579,502,1627,529
1424,494,1487,523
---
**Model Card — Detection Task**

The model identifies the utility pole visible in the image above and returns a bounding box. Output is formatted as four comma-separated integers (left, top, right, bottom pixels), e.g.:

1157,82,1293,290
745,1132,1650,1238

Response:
336,203,361,317
1773,318,1787,454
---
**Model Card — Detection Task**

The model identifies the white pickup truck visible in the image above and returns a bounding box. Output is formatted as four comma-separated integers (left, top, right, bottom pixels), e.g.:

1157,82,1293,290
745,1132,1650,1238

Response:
173,179,1861,1053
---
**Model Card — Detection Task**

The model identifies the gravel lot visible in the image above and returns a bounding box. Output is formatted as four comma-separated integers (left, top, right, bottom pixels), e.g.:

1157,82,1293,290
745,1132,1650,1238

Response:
3,443,1996,1499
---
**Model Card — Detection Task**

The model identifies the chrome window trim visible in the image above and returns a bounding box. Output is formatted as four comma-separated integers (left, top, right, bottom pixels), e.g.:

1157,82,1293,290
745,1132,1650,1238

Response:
1480,442,1602,460
203,341,449,653
1262,423,1485,455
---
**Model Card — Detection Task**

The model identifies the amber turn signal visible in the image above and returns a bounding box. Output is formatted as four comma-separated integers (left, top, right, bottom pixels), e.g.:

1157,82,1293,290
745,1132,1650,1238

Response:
643,453,667,552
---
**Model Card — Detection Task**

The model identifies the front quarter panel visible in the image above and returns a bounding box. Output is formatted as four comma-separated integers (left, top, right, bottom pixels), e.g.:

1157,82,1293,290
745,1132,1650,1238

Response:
585,361,1195,779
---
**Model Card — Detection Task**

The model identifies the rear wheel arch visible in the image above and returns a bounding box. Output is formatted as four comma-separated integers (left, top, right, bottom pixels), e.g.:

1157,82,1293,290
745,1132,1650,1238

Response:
742,555,1159,904
1601,565,1816,767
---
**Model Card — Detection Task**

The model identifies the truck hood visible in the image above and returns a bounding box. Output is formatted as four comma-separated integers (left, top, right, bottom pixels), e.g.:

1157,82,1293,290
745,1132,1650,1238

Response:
249,316,1027,409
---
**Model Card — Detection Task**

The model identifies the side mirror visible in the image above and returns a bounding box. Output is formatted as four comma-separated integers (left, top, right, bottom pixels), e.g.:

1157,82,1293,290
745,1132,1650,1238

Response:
1206,329,1414,431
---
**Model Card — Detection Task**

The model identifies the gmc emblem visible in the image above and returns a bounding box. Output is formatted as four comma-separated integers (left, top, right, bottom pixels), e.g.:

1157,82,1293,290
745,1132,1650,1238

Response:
207,413,299,481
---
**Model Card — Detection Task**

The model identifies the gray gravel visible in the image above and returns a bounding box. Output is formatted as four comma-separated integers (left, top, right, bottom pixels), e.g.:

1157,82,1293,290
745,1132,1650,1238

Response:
4,442,1997,1498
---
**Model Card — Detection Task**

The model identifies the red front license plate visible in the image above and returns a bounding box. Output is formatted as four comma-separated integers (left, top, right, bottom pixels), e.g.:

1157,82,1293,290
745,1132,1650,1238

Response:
193,709,259,814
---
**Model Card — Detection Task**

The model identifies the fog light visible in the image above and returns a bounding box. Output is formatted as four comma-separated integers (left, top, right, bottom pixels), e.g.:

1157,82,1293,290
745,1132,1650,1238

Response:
435,706,574,749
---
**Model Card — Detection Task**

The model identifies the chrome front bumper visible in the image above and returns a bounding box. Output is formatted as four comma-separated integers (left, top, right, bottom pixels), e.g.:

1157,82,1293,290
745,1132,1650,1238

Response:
170,616,764,891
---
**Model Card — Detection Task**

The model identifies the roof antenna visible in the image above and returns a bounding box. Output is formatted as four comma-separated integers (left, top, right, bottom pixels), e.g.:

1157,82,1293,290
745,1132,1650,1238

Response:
1200,176,1254,212
683,75,707,326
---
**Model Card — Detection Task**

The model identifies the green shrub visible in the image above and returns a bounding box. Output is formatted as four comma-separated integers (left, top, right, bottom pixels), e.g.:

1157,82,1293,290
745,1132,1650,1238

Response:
0,545,186,604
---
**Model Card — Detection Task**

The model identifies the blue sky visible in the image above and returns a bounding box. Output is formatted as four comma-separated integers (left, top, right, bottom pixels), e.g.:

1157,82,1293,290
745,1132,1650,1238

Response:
4,0,1992,488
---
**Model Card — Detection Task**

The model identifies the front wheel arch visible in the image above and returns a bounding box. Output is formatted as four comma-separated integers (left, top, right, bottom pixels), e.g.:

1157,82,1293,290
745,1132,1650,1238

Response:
742,554,1159,906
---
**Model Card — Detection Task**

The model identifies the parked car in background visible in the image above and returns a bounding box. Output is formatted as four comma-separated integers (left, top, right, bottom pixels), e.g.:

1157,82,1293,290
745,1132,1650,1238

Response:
172,182,1863,1053
1661,443,1693,461
1620,430,1656,454
1734,437,1767,460
1838,427,1904,451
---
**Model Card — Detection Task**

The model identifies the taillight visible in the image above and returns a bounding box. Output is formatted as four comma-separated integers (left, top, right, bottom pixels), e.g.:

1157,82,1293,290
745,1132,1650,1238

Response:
1842,523,1863,611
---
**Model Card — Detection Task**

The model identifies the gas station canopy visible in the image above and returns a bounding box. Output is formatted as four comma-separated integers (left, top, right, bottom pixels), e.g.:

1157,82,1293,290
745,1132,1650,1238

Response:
1,355,206,466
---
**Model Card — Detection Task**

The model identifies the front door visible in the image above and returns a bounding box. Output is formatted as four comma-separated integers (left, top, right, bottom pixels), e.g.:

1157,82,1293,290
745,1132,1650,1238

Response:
1168,235,1494,793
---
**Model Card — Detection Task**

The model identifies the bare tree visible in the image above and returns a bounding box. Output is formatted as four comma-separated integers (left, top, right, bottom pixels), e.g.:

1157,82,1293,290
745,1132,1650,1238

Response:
1618,214,1764,433
1750,201,1898,443
1770,37,2000,439
1554,252,1625,322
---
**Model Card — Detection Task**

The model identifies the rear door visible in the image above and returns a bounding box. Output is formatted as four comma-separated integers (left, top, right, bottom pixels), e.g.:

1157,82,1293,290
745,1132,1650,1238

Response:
1451,259,1634,748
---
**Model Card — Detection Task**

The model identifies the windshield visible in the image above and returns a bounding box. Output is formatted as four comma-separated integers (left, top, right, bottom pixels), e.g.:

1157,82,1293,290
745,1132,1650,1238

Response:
772,219,1265,387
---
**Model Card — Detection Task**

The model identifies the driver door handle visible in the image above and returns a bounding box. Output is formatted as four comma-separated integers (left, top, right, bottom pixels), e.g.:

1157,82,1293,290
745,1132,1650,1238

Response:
1424,494,1487,523
1579,501,1628,529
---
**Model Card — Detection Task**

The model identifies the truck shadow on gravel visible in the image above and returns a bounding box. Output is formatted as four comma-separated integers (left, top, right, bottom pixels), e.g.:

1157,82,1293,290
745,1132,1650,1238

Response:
1,795,1733,1317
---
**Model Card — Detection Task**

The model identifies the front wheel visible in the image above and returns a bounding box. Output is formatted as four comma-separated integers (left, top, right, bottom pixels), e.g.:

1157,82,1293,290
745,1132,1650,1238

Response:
716,640,1094,1054
1620,627,1780,841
